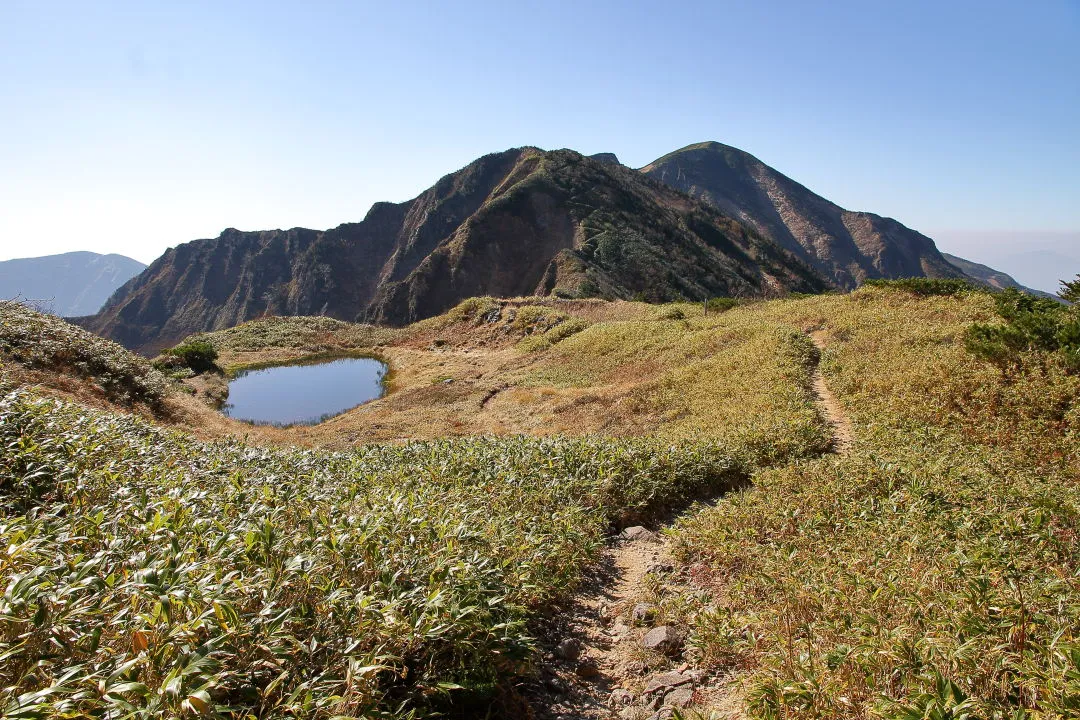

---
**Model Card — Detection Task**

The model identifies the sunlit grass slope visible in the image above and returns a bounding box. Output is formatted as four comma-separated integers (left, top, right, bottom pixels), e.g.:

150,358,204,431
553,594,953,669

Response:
670,285,1080,717
4,284,1077,718
0,392,748,718
0,297,827,718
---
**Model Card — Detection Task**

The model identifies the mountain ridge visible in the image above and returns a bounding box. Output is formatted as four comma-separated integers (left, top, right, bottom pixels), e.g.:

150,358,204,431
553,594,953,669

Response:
81,147,826,353
641,141,963,289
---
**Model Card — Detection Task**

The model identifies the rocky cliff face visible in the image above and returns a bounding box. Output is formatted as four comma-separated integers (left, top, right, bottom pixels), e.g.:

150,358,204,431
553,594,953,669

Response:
82,148,827,353
641,142,963,289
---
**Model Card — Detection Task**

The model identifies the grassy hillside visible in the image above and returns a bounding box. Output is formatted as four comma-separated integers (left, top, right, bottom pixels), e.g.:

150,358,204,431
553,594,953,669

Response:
2,285,1078,718
668,286,1080,717
0,298,827,718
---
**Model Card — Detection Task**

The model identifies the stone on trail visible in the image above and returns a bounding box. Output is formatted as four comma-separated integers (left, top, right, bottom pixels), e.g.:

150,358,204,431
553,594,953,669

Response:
619,525,655,541
663,685,694,708
554,637,582,661
642,671,692,695
631,602,657,625
641,626,681,654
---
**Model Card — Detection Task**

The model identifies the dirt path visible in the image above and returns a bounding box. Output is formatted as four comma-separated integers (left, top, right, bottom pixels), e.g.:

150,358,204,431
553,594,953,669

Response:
527,331,852,719
808,330,854,454
528,521,741,719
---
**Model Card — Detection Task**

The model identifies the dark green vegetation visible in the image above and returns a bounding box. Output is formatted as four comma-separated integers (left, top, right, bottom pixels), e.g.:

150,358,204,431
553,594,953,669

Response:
80,148,826,354
0,251,145,317
156,340,220,375
966,282,1080,374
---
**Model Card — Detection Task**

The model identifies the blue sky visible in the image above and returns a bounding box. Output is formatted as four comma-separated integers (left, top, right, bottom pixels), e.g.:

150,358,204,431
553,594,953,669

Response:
1,0,1077,287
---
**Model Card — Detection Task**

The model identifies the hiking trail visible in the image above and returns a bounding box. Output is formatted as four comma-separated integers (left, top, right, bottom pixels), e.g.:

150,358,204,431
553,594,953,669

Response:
527,329,852,718
808,330,853,454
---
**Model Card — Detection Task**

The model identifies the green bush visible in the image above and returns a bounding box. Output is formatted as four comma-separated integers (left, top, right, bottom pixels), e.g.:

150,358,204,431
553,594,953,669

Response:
965,284,1080,374
864,277,979,296
162,340,219,374
705,297,739,313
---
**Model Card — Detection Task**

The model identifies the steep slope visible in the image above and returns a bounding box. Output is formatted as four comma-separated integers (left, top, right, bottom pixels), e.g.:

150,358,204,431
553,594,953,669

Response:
0,251,145,316
641,142,963,289
82,148,826,353
941,252,1059,299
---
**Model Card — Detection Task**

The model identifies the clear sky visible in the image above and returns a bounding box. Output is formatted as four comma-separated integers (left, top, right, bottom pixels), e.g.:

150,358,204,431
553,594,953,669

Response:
1,0,1077,284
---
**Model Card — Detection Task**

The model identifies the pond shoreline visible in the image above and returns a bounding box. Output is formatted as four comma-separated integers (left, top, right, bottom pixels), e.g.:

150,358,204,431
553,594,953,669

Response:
215,355,390,427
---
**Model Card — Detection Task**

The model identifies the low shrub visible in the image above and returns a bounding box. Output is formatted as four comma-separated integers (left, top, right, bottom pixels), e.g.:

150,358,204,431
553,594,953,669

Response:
864,277,980,296
160,339,219,374
0,301,168,408
965,283,1080,374
705,297,739,313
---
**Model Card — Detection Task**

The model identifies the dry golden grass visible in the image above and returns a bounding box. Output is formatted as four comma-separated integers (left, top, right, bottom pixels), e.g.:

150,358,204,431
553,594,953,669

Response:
175,298,830,457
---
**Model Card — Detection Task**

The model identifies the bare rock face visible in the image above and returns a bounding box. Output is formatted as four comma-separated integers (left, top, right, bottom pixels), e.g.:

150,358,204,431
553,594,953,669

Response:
641,626,682,655
642,141,965,290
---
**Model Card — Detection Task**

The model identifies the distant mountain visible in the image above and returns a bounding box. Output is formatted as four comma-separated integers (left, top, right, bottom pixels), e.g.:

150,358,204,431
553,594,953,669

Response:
641,142,963,289
940,253,1059,299
995,249,1079,296
0,251,146,316
81,148,826,353
931,231,1079,295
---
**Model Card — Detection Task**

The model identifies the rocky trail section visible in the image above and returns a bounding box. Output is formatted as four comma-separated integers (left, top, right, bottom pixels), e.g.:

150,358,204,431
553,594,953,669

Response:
528,523,742,719
527,329,853,719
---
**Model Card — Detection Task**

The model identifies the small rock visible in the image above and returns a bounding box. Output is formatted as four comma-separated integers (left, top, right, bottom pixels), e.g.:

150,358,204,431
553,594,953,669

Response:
610,621,630,638
543,674,568,694
631,602,657,625
609,688,634,708
646,560,674,575
554,637,583,661
442,378,454,384
642,671,692,695
663,685,694,708
619,526,655,541
641,626,682,655
575,658,601,679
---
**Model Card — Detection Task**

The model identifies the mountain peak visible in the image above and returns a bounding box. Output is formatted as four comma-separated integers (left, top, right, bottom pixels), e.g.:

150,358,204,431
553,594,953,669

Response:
641,142,961,289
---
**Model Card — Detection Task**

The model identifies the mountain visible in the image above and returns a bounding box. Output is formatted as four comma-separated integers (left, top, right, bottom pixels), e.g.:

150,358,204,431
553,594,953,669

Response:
0,251,146,316
81,148,826,353
941,253,1059,299
932,231,1080,295
641,142,964,289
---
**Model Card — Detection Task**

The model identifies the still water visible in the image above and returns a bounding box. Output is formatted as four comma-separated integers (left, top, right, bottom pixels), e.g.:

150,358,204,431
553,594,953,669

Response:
222,357,387,426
